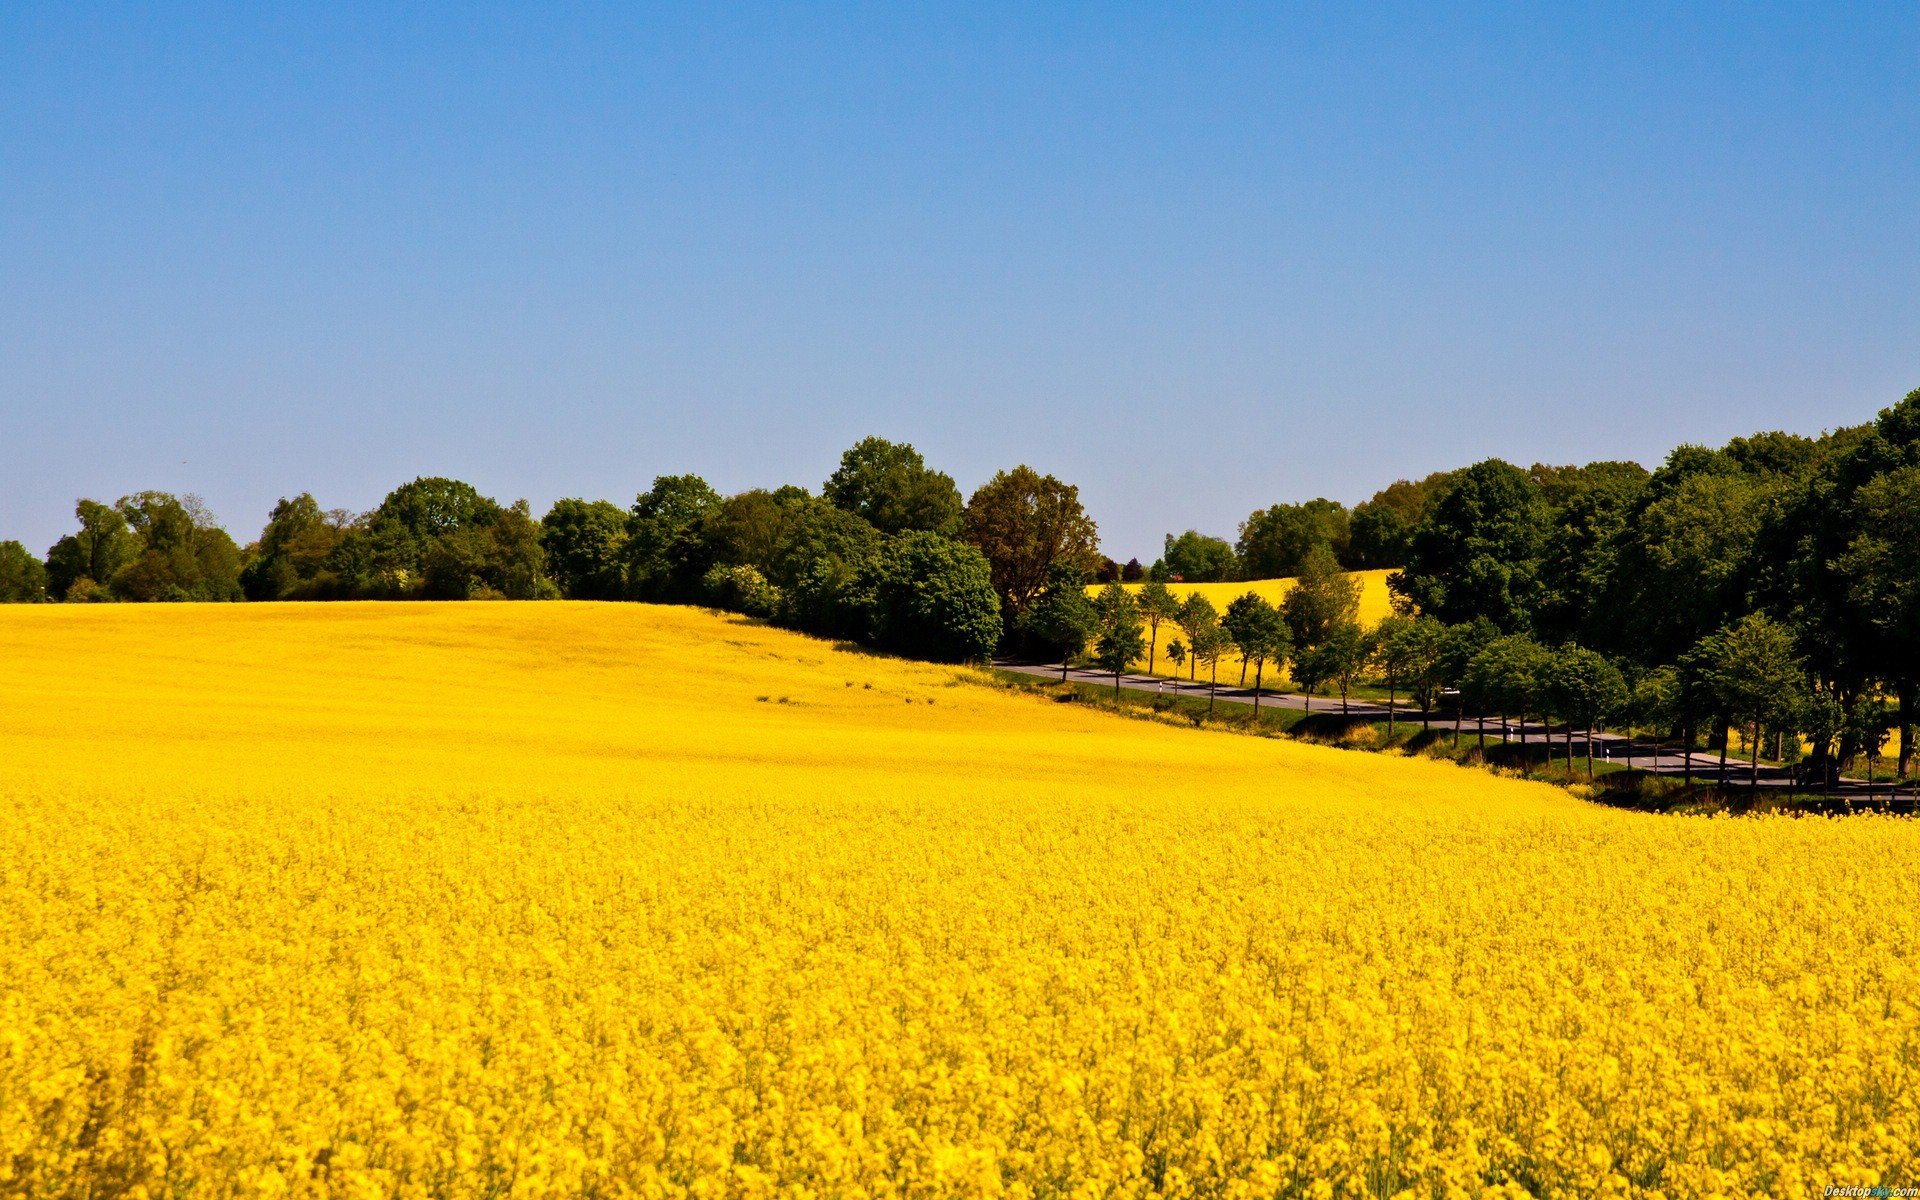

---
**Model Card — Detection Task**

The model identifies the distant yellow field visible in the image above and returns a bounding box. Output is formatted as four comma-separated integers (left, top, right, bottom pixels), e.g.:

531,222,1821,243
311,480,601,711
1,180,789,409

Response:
1087,569,1397,681
2,602,1918,1196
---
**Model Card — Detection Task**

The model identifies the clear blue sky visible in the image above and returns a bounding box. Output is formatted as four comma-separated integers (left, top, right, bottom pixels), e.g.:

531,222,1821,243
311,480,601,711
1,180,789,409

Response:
3,4,1916,561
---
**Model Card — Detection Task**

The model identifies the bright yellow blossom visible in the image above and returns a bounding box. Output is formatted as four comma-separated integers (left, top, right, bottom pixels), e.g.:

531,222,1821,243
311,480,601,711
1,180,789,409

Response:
0,601,1916,1197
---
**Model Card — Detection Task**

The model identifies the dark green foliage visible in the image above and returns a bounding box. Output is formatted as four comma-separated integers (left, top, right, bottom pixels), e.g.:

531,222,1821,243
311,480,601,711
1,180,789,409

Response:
1022,566,1100,676
47,493,242,602
539,498,629,599
114,493,245,602
1346,473,1450,569
625,474,724,601
242,494,349,600
1295,621,1366,711
312,479,555,600
1544,645,1628,732
861,533,1002,662
1695,615,1805,786
45,500,138,599
701,490,880,594
1236,498,1349,579
0,541,48,602
823,436,963,536
1607,458,1764,662
1530,462,1649,647
1154,530,1236,582
1462,634,1550,722
1391,459,1545,632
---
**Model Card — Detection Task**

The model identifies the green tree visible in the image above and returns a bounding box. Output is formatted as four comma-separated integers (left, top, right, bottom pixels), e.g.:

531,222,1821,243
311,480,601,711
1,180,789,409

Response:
1706,614,1806,789
1346,474,1449,569
625,475,723,601
1531,461,1649,646
0,541,48,602
1236,498,1350,579
1837,463,1920,776
1798,688,1845,792
1023,567,1100,680
1324,622,1370,713
1136,579,1179,674
1544,646,1629,779
1367,613,1415,733
104,493,244,602
962,467,1101,619
1438,618,1499,743
1296,621,1365,714
1848,695,1893,801
1190,623,1233,716
862,533,1002,663
823,436,963,536
1392,616,1450,732
1173,593,1221,683
1222,593,1290,717
1091,583,1147,698
242,494,350,600
1462,634,1548,754
1283,545,1362,653
1625,665,1680,773
1612,464,1765,663
1155,530,1236,582
539,498,629,599
481,501,557,600
1391,459,1546,631
45,499,138,599
700,490,881,595
700,563,781,617
1164,638,1186,678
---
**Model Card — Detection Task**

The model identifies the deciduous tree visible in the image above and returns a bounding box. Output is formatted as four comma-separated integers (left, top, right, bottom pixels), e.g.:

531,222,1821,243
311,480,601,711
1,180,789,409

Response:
962,467,1100,618
823,436,963,536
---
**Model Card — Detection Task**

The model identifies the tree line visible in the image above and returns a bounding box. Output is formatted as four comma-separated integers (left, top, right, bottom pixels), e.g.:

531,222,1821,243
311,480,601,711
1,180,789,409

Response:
0,439,1105,666
1037,389,1920,788
4,389,1918,785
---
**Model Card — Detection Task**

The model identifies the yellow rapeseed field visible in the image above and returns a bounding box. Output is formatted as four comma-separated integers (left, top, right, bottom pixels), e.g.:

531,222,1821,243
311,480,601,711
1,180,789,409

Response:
1092,571,1398,682
2,601,1918,1198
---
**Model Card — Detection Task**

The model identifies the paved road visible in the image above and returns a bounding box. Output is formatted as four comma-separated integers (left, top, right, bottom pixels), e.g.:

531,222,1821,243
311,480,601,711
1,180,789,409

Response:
995,660,1908,799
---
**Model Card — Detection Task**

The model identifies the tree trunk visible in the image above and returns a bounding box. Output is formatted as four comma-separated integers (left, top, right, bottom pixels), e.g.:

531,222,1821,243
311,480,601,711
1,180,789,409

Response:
1901,680,1916,779
1060,656,1070,683
1683,719,1694,789
1340,680,1349,715
1454,698,1463,746
1114,668,1122,700
1387,676,1397,735
1252,660,1263,717
1239,658,1248,686
1477,713,1486,752
1303,685,1311,714
1750,720,1761,790
1208,662,1218,717
1586,724,1595,781
1564,723,1574,778
1717,734,1728,789
1146,622,1158,675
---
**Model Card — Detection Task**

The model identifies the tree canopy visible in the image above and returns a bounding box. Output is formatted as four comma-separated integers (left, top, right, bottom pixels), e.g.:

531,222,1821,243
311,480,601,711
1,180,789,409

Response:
961,466,1100,617
823,436,963,536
